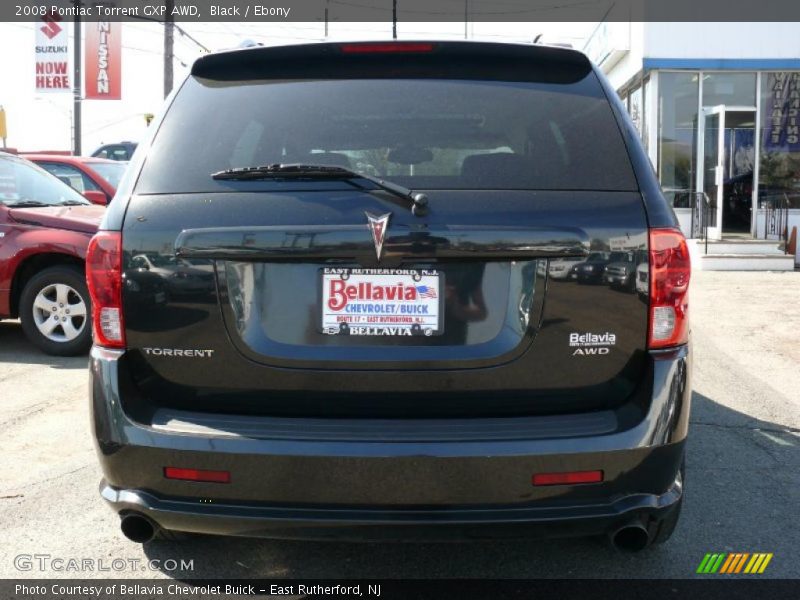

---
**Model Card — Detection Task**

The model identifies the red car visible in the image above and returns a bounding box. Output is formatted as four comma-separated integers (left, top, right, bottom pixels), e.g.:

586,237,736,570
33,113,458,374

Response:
23,154,127,205
0,152,104,355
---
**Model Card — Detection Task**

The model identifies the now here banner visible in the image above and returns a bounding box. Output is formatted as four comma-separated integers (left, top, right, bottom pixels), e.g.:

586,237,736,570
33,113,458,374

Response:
34,13,70,93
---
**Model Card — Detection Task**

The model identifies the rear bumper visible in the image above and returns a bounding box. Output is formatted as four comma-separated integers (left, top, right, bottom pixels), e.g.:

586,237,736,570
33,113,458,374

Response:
90,345,691,540
100,470,682,541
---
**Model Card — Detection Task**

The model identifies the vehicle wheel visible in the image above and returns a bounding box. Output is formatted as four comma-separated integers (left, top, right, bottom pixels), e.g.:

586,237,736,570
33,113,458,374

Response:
19,266,92,356
651,461,685,545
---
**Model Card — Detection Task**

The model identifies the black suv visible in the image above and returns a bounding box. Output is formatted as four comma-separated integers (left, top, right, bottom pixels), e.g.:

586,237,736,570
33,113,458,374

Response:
88,42,691,551
91,141,137,162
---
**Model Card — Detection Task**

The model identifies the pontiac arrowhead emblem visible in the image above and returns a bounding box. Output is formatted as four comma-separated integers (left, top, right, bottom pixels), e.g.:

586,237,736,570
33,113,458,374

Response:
365,212,391,261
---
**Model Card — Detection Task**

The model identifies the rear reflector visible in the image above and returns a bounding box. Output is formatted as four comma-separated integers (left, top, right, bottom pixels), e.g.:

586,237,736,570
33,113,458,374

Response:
340,42,435,54
164,467,231,484
532,470,603,486
648,228,691,349
86,231,125,348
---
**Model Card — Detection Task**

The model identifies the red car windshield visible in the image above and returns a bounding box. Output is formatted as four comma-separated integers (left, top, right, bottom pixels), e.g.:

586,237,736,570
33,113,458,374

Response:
0,155,90,207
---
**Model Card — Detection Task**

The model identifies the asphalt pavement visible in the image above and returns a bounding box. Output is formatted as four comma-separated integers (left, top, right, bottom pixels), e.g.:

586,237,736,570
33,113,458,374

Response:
0,270,798,579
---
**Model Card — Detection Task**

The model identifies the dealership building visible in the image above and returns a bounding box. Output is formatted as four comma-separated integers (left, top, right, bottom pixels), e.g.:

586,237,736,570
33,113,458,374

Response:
584,22,799,269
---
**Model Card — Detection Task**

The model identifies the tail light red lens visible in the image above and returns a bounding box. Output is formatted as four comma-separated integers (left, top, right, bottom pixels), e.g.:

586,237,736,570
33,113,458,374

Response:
86,231,125,348
164,467,231,484
340,42,435,54
648,228,691,349
532,470,604,486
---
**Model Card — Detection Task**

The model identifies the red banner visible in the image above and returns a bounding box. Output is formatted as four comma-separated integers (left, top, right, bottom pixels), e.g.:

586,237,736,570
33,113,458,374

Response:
84,22,121,100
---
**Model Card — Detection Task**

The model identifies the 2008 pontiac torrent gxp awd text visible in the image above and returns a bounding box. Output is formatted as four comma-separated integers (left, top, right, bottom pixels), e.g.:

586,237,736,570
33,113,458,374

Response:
87,41,691,551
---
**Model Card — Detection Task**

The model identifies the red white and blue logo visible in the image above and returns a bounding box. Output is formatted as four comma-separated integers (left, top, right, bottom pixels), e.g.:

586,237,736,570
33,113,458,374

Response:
415,285,437,299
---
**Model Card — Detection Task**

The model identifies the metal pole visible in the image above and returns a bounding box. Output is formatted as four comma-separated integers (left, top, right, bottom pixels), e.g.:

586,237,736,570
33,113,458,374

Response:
164,0,175,99
464,0,468,39
392,0,397,39
72,0,81,155
324,0,329,38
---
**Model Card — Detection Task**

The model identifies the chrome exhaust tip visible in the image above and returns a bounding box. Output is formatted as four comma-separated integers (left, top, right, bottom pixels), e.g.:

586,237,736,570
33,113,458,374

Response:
120,513,157,544
609,521,651,552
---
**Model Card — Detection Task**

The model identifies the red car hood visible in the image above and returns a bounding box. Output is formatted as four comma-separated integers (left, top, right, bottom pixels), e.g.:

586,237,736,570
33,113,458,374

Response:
8,205,105,234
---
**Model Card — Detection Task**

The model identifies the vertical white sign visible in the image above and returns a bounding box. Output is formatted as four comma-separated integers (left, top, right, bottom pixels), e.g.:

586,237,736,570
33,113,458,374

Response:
35,14,71,93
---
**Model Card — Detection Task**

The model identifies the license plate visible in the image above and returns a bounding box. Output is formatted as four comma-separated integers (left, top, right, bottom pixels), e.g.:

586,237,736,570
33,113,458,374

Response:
321,268,443,336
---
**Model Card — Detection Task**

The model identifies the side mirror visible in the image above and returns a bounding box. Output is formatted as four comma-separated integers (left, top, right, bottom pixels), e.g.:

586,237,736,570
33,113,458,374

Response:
83,190,108,205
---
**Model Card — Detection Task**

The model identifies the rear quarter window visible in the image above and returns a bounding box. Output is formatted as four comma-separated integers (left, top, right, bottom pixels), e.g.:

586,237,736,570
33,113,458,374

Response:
136,69,637,194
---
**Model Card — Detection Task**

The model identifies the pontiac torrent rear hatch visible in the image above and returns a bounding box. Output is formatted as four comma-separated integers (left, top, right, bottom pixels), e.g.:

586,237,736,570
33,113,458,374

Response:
118,42,650,417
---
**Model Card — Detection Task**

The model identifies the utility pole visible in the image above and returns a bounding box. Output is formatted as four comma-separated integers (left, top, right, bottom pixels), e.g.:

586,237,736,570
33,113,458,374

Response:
392,0,397,39
324,0,329,38
72,0,81,155
164,0,175,98
464,0,468,39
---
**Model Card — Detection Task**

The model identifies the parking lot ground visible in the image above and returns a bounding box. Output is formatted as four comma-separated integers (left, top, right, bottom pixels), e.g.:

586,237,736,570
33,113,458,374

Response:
0,270,798,579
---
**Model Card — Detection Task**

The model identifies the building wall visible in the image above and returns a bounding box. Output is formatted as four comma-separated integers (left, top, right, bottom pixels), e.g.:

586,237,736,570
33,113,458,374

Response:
602,22,645,90
643,22,800,61
589,22,800,82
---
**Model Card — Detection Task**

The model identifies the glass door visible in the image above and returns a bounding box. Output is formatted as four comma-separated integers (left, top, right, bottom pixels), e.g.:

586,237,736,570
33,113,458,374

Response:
698,106,724,240
697,106,758,240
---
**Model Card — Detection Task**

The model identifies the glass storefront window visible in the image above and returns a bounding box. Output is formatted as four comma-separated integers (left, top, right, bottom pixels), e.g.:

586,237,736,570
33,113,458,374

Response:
702,72,756,107
759,72,800,209
658,72,699,207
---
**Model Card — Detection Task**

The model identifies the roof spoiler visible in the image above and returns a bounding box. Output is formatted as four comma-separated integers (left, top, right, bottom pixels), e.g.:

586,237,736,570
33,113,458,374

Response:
192,40,592,85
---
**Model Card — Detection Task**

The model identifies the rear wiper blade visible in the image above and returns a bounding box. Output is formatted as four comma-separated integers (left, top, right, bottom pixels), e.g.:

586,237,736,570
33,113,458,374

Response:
211,163,429,215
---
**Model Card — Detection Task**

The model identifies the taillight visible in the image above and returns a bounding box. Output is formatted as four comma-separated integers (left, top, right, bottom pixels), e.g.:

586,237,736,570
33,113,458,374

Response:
86,231,125,348
648,228,691,349
339,42,435,54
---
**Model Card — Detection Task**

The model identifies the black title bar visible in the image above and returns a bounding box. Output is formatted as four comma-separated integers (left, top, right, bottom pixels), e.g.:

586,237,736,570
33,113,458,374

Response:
4,579,800,600
6,0,800,22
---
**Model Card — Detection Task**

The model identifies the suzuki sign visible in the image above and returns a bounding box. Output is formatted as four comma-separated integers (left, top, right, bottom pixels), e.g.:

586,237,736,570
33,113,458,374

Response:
34,12,70,92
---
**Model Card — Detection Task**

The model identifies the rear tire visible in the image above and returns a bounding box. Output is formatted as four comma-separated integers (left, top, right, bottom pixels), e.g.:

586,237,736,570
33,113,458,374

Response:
19,266,92,356
625,276,636,293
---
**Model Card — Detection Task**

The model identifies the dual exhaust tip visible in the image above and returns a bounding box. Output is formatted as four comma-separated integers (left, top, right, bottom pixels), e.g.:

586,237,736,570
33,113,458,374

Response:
609,521,651,552
120,513,158,544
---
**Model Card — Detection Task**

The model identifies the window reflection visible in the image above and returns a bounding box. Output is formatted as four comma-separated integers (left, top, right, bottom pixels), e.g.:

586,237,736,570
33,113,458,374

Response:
759,72,800,210
658,72,699,207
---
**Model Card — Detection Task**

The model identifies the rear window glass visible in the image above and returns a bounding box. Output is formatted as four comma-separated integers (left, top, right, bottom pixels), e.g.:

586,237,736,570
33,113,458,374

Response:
136,75,637,194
